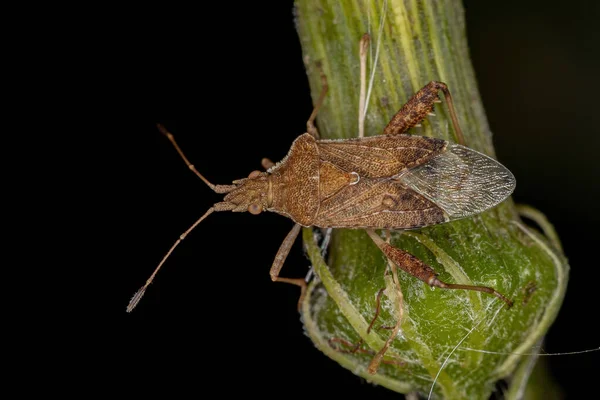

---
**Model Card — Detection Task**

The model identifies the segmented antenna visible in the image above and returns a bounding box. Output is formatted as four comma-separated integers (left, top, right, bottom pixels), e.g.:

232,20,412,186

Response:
126,207,216,312
127,287,146,312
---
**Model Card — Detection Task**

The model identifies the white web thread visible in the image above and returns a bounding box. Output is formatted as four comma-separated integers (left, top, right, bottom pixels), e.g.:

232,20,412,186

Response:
363,0,387,119
458,347,600,356
428,301,504,400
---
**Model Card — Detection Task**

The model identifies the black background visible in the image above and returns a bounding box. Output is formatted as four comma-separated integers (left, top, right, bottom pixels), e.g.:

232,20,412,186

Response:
112,1,599,398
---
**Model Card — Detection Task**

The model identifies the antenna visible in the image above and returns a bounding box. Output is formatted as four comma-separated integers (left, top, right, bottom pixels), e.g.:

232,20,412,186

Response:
126,207,215,312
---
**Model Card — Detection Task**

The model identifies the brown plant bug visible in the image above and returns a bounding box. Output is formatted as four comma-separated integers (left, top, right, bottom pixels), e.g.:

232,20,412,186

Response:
127,37,515,317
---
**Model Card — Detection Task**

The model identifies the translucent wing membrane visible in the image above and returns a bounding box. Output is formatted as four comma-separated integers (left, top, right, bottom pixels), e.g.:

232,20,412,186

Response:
399,144,516,220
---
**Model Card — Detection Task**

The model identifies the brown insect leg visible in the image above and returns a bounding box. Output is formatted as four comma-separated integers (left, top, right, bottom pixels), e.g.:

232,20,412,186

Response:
261,158,275,170
270,223,306,310
328,248,409,370
306,62,329,139
368,231,406,375
325,288,384,359
431,280,513,307
328,260,407,374
325,287,384,360
327,338,406,368
358,33,370,138
157,124,235,193
367,288,386,334
382,81,466,145
522,281,537,306
328,337,364,354
365,230,513,308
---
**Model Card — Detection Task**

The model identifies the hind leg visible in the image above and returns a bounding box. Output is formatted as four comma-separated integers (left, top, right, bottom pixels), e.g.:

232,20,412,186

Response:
382,81,465,145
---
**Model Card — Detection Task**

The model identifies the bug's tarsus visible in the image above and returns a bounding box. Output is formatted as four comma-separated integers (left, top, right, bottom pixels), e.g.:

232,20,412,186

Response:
270,223,306,310
157,124,235,194
306,62,329,139
358,33,371,138
522,280,537,305
435,82,466,146
382,81,466,146
430,279,514,308
273,277,307,311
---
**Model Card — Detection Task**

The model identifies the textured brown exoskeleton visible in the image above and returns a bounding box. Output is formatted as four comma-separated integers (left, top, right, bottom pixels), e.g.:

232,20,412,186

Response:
127,73,515,314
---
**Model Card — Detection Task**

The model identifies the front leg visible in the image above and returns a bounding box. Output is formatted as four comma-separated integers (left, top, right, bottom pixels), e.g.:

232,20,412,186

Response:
383,81,465,145
270,223,306,310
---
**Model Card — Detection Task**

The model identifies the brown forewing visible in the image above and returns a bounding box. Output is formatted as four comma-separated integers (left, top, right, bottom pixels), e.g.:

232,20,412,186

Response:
316,134,447,178
313,178,447,229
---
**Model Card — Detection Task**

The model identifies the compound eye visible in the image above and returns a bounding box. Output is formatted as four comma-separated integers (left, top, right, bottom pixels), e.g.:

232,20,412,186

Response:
248,170,262,179
248,203,263,215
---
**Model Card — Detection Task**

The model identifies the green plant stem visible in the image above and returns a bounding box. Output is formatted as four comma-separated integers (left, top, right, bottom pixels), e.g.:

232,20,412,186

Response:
294,1,569,399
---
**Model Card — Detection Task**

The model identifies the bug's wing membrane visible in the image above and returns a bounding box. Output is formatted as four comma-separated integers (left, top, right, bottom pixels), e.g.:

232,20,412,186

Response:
314,179,447,229
317,135,447,178
399,144,516,220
